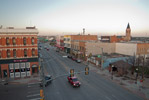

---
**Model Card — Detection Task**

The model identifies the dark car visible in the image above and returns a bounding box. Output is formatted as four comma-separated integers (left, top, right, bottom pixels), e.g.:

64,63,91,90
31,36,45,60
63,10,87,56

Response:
56,49,59,52
67,76,81,87
67,55,72,58
40,75,52,87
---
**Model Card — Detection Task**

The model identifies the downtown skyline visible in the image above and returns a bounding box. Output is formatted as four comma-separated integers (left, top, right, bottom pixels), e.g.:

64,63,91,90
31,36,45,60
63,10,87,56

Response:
0,0,149,36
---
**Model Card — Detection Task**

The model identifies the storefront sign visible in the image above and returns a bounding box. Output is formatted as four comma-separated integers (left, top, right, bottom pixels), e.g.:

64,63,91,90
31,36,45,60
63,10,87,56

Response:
14,59,28,63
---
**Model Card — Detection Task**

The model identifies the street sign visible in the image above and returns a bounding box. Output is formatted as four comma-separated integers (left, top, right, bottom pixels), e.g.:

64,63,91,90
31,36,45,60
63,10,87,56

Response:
97,55,101,58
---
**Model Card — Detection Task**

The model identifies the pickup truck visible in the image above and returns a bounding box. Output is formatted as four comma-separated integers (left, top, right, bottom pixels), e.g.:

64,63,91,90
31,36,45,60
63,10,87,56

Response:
67,76,81,87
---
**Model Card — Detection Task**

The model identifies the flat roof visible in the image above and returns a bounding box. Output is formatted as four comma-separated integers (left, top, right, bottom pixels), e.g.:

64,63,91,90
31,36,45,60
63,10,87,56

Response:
0,27,38,33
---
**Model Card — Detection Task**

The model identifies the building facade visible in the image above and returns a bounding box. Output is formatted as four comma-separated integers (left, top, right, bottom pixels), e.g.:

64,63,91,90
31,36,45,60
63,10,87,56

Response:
64,35,71,53
70,35,98,59
0,27,38,78
55,35,64,51
85,42,116,56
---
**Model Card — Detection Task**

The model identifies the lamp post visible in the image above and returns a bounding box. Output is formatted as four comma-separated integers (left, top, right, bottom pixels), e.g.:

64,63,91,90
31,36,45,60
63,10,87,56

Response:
135,68,138,84
40,58,45,100
111,65,114,80
101,48,103,69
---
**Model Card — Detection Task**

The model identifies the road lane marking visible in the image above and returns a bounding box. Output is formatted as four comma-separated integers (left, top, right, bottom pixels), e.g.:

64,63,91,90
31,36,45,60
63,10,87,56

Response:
105,96,111,100
28,82,41,85
28,91,39,94
28,97,41,100
27,94,40,97
112,94,118,100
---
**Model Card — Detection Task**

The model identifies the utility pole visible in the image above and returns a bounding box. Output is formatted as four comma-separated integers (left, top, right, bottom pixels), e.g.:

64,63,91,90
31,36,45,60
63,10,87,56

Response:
101,48,103,70
41,58,45,100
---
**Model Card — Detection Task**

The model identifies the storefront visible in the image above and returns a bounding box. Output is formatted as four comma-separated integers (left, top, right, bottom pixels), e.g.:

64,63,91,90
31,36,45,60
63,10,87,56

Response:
0,58,38,78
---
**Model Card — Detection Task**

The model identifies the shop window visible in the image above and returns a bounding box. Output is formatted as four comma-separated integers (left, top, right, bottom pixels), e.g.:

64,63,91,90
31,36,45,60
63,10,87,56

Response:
12,37,16,45
7,49,10,58
24,49,27,57
23,37,26,45
32,49,35,56
31,37,34,45
13,49,16,58
6,37,10,45
21,69,25,72
10,69,14,73
15,69,20,72
27,68,30,71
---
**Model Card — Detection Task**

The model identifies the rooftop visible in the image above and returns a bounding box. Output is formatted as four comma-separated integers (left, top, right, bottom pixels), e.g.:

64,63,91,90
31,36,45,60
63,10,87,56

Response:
0,26,38,33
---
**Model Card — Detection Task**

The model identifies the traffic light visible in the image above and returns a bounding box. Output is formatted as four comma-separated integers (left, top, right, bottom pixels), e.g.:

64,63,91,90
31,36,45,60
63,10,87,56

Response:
85,67,89,75
40,89,44,97
70,69,74,77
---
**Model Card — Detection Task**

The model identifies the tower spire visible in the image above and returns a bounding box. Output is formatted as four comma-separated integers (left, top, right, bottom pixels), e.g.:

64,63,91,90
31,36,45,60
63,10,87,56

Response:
127,23,130,29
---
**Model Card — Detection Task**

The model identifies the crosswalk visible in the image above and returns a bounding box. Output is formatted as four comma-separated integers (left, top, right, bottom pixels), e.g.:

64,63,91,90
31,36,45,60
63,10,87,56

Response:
27,82,42,100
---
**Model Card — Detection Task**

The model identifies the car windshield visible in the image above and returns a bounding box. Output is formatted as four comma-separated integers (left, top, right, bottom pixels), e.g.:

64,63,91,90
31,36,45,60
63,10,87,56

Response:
45,76,51,80
72,78,78,82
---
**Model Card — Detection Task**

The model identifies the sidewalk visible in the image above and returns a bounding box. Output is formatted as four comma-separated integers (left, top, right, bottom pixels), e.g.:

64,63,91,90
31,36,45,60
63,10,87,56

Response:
83,61,149,100
0,74,40,85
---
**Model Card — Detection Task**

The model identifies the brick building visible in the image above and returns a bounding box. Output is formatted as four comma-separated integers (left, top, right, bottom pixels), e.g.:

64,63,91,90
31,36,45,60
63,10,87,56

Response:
55,35,64,51
0,27,38,78
70,35,98,59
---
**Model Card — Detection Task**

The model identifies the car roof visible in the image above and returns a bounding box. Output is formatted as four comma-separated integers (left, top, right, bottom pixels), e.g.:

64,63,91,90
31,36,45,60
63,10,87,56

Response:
45,75,51,77
71,76,77,79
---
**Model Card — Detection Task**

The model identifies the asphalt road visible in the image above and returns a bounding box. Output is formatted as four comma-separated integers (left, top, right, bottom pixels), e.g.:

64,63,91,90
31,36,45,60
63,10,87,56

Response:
40,43,144,100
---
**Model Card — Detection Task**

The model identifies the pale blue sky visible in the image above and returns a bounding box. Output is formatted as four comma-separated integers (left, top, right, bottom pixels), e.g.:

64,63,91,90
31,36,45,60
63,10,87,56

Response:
0,0,149,36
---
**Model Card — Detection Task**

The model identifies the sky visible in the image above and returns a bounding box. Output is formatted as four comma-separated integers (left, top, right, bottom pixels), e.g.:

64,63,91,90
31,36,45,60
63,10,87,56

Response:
0,0,149,36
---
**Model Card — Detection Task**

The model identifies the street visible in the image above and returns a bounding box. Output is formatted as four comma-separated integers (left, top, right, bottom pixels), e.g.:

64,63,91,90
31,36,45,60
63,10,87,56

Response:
40,43,144,100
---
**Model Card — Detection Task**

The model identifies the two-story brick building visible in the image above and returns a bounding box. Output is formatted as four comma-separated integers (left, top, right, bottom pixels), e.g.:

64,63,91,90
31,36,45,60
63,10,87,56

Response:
0,27,38,78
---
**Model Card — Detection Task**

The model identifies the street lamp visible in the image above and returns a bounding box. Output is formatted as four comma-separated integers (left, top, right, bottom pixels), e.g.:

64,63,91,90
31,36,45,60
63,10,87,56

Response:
111,65,114,80
135,68,138,84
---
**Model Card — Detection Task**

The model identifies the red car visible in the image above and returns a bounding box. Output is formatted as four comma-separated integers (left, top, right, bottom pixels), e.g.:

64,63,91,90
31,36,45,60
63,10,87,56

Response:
47,48,49,51
67,76,81,87
71,57,77,61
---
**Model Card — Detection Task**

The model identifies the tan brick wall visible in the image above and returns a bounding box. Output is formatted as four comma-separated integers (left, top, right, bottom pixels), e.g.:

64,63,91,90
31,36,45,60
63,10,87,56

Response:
86,42,116,55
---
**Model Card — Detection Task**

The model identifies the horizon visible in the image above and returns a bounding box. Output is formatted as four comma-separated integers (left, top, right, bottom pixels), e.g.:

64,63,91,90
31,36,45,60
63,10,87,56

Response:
0,0,148,37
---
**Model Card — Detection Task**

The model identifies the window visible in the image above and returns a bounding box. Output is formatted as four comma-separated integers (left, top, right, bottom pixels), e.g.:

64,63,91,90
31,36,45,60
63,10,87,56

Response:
31,37,34,45
0,51,1,58
6,37,10,45
13,49,16,58
23,37,26,45
32,49,35,56
12,37,16,45
24,49,27,57
7,49,10,58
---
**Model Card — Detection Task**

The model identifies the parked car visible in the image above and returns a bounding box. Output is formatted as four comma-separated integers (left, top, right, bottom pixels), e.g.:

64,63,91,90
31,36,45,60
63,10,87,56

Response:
67,55,72,58
44,46,47,49
76,59,82,63
71,57,77,61
56,49,59,52
67,76,81,87
40,75,52,87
